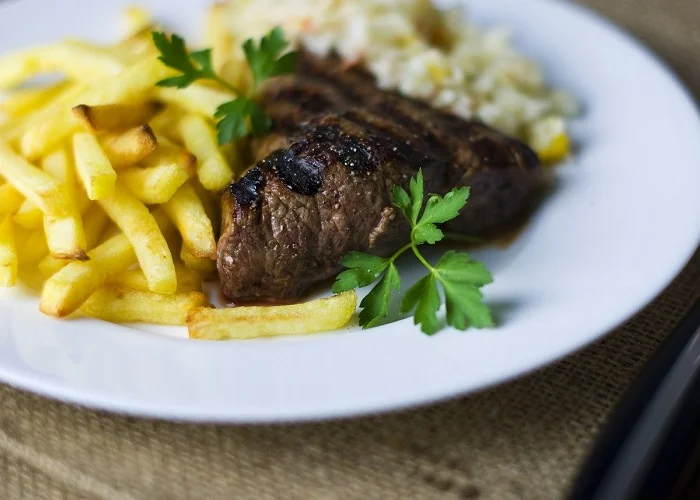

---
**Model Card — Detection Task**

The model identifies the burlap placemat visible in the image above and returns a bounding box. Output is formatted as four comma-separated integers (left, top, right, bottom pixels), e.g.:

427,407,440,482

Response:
1,1,699,498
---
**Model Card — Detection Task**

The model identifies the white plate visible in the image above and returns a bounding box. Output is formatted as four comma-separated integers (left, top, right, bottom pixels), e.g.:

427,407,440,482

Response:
1,0,699,423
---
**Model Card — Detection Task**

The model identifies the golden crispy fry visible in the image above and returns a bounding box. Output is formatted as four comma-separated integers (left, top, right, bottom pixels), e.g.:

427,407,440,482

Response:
122,6,152,37
18,265,46,292
117,25,159,59
0,142,68,215
72,102,163,133
39,205,108,277
0,184,24,216
39,233,136,317
39,147,87,260
41,145,90,214
2,84,87,143
82,205,110,248
20,57,173,159
44,213,88,261
72,132,117,200
178,114,233,191
187,290,358,340
0,82,70,118
38,254,66,279
14,226,48,264
205,3,236,73
219,140,245,177
147,105,186,141
13,199,43,228
0,41,123,90
143,134,196,175
181,244,217,275
0,217,17,287
81,286,210,325
98,125,158,168
97,184,176,294
154,85,234,117
119,164,191,205
163,183,216,260
191,180,221,236
107,264,202,292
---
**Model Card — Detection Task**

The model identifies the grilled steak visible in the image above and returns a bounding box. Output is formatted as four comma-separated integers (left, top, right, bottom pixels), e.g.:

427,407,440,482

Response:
218,53,542,301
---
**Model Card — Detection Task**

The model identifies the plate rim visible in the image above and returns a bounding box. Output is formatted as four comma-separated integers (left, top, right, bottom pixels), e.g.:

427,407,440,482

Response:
0,0,699,423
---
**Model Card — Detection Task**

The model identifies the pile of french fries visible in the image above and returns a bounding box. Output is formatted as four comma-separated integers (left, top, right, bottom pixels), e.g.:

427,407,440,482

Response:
0,5,356,339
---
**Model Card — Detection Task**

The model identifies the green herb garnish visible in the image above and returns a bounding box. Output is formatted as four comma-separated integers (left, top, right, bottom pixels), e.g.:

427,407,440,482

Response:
332,170,494,334
152,27,298,144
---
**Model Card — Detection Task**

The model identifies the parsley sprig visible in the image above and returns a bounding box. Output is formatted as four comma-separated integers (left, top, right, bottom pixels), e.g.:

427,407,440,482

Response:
152,28,298,144
332,170,494,334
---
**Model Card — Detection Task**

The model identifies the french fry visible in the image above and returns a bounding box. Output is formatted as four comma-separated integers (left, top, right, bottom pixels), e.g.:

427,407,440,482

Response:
82,206,109,249
44,213,88,261
81,286,210,325
191,180,221,236
143,134,196,175
0,82,70,118
0,184,24,216
39,147,87,260
72,102,163,133
154,85,234,117
13,200,43,228
119,164,191,205
39,206,108,277
178,114,233,191
10,197,39,236
72,132,117,200
20,57,173,159
205,3,236,73
187,290,358,340
219,140,244,178
98,125,158,168
0,217,17,287
14,226,48,264
151,206,178,243
40,145,90,214
181,244,217,275
39,233,136,317
122,6,152,37
2,83,87,143
107,265,202,292
97,183,176,294
163,183,216,260
116,25,160,59
0,142,68,215
148,105,186,141
0,41,123,90
18,264,46,292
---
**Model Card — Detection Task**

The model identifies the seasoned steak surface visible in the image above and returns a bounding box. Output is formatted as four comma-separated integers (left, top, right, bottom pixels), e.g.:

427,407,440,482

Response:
218,53,542,301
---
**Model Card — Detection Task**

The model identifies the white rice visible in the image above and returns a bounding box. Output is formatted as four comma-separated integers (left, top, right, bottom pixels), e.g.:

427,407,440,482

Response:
224,0,577,152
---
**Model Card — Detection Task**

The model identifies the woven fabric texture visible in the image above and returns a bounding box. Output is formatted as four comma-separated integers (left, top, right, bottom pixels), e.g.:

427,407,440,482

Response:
1,0,700,498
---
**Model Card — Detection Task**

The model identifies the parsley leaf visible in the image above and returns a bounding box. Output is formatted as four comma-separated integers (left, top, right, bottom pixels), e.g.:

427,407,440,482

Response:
434,251,493,286
243,27,299,89
435,251,494,329
152,33,218,88
412,223,443,245
408,169,425,225
332,252,390,293
419,187,470,226
152,28,297,144
358,264,400,328
401,274,440,334
333,169,494,335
